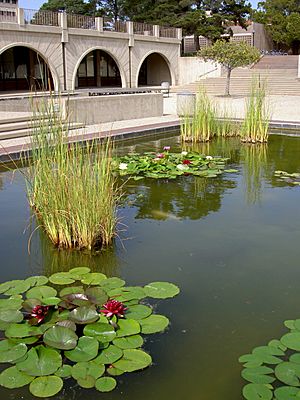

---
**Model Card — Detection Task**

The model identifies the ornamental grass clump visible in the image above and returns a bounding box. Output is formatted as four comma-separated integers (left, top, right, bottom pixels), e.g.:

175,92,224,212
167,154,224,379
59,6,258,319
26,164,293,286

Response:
241,78,270,143
25,101,119,250
0,268,180,398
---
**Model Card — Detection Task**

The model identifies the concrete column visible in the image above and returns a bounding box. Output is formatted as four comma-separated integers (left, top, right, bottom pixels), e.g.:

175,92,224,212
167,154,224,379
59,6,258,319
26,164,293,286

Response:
17,8,24,25
96,17,103,32
177,28,182,41
127,21,134,47
154,25,159,38
96,50,101,87
59,12,67,29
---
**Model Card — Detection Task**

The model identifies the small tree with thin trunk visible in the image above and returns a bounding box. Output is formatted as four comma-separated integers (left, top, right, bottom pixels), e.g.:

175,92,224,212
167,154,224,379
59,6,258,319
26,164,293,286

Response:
199,40,260,96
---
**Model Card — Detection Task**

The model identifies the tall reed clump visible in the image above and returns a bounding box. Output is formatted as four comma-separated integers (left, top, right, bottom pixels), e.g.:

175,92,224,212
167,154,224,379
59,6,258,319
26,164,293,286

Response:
241,77,270,143
24,100,119,251
180,89,218,143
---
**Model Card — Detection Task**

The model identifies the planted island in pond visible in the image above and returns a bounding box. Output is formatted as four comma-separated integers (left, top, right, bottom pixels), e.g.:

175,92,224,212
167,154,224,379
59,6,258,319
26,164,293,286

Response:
274,170,300,186
115,147,237,180
0,268,180,398
239,317,300,400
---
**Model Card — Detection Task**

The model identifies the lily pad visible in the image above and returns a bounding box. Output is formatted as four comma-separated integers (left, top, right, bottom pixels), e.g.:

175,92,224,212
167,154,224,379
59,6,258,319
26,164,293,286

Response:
100,277,125,291
65,336,99,362
0,340,27,363
49,273,75,285
275,362,300,386
59,286,84,297
25,276,49,287
281,333,300,351
0,366,34,388
95,377,117,392
241,366,275,384
85,287,108,305
113,334,144,350
83,322,116,343
68,267,91,277
81,273,107,285
0,309,23,323
69,306,99,324
26,286,57,300
144,282,180,299
43,326,78,350
94,344,123,364
5,323,42,338
116,319,141,337
274,386,300,399
242,383,273,400
4,281,31,296
125,305,152,320
54,365,73,378
113,349,152,372
140,315,169,334
29,376,63,398
108,287,146,302
0,297,23,309
16,345,62,376
72,360,105,381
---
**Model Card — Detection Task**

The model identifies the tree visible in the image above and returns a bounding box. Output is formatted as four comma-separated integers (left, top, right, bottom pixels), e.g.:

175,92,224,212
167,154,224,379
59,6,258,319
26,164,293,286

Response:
199,40,260,96
254,0,300,54
40,0,93,14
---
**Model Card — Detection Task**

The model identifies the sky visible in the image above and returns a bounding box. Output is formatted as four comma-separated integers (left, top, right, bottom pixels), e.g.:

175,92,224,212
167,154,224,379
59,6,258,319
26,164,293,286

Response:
20,0,259,11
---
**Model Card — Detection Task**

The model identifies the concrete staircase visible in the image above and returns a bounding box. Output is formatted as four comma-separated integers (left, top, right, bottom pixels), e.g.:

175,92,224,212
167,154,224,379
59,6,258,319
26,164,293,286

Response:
173,56,300,96
0,114,84,141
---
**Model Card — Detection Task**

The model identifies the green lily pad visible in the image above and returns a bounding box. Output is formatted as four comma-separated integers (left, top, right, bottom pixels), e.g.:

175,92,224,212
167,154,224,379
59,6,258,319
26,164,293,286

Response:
41,297,61,306
113,334,144,349
81,273,107,285
140,315,169,334
56,320,76,331
281,333,300,351
0,297,23,309
144,282,180,299
85,287,108,305
0,309,23,323
55,364,73,378
95,377,117,392
275,361,300,386
0,340,27,363
116,319,141,337
242,383,273,400
100,277,125,291
290,354,300,364
65,336,99,362
26,286,57,300
252,346,284,364
68,267,91,277
274,386,300,399
107,365,124,376
108,287,146,302
72,360,105,381
241,366,275,384
16,345,62,376
113,349,152,372
29,376,63,398
83,322,116,343
49,273,75,285
0,366,34,388
125,305,152,320
69,306,99,324
43,326,78,350
25,276,49,287
94,344,123,364
77,375,95,388
5,323,42,338
4,281,31,296
59,286,84,297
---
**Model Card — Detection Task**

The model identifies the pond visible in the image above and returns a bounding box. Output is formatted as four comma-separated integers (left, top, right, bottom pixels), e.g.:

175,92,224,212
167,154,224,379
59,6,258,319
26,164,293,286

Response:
0,133,300,399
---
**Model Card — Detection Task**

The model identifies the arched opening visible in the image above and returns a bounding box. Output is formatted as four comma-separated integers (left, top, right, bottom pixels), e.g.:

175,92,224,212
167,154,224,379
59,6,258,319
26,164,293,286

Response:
75,50,122,88
138,53,172,86
0,46,54,92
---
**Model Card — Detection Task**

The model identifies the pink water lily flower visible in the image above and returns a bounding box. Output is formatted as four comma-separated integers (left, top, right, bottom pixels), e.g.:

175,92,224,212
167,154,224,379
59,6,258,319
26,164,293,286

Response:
163,146,170,151
156,153,165,159
101,300,127,318
31,305,50,324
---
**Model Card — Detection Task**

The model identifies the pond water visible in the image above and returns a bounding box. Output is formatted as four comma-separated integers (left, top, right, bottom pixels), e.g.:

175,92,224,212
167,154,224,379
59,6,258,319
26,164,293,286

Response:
0,133,300,399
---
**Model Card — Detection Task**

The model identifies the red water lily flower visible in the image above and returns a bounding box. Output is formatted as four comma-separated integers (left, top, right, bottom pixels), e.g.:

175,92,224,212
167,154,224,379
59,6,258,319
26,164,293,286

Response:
31,305,50,324
182,159,191,165
101,300,127,318
156,153,165,159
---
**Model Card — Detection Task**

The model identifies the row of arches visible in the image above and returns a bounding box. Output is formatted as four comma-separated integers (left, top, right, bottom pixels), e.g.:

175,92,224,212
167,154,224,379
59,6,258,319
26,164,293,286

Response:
0,45,172,92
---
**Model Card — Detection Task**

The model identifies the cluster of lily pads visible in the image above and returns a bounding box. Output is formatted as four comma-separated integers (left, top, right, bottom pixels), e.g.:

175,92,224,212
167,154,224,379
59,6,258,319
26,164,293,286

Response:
0,267,180,398
240,317,300,400
114,147,237,180
274,170,300,186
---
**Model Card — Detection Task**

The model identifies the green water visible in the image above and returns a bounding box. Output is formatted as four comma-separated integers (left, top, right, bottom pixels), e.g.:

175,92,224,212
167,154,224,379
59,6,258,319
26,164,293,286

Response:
0,134,300,399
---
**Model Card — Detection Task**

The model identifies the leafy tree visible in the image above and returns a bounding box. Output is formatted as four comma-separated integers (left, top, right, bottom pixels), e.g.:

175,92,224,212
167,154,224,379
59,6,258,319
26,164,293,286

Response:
199,40,260,95
40,0,93,14
254,0,300,54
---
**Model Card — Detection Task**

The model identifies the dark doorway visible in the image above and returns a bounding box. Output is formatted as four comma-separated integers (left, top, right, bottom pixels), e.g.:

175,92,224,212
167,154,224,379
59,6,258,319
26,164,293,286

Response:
76,50,122,88
138,53,171,86
0,46,54,92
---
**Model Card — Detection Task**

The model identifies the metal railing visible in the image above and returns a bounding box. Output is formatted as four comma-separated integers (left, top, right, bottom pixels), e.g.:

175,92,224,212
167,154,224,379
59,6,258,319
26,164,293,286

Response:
67,13,96,30
159,26,177,39
103,17,127,33
133,21,154,36
0,9,17,23
24,9,59,26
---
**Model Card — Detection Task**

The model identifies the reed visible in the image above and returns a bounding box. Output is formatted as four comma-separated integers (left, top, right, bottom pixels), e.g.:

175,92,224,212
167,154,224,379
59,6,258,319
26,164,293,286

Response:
241,77,270,143
24,99,119,251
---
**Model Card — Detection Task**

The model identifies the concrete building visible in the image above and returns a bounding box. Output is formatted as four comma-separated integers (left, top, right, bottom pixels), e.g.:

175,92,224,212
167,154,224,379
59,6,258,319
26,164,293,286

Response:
0,8,182,92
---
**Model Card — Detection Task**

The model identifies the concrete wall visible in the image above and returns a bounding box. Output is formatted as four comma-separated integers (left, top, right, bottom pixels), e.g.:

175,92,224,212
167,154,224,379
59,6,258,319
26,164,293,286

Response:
253,22,273,51
178,57,221,85
0,21,181,92
64,93,163,124
146,53,171,85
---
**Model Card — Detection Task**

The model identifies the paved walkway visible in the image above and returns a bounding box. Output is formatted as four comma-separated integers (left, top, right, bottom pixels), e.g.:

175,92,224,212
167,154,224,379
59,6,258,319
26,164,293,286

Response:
1,92,300,162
